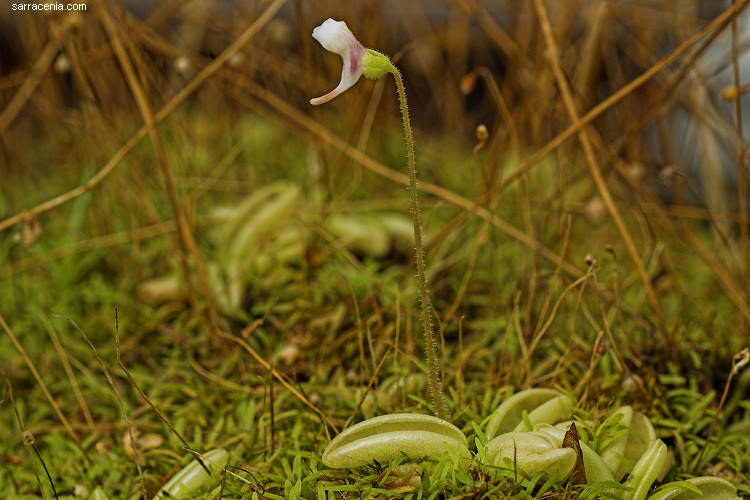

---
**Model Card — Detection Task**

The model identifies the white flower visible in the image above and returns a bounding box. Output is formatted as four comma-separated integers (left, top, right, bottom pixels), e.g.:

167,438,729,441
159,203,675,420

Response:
309,19,368,105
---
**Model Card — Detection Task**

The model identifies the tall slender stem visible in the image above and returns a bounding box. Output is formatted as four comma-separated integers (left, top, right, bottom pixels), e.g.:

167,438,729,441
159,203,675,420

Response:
390,67,450,421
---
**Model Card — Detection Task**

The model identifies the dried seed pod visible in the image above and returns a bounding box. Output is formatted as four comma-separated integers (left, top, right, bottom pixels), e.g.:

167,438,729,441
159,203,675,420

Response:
475,124,488,149
536,425,614,484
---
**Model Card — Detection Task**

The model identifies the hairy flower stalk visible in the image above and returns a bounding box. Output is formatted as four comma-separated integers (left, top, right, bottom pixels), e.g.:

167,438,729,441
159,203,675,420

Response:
391,69,450,421
310,19,449,420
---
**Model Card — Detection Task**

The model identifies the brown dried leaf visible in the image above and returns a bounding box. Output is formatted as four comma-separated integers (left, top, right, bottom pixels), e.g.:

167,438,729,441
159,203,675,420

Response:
562,422,587,485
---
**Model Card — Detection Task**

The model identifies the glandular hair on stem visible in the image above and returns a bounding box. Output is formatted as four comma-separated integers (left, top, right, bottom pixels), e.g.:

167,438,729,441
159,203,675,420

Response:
391,63,450,421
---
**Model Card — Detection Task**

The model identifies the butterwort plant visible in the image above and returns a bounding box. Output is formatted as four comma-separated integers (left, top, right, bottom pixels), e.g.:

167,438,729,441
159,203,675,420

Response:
307,25,746,499
310,18,450,421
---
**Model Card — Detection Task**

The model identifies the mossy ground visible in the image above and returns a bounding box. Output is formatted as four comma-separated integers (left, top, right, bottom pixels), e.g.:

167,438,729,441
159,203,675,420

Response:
2,111,749,499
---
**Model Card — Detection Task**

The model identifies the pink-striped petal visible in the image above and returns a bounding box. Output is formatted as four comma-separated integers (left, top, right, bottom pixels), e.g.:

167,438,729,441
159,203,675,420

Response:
310,19,368,105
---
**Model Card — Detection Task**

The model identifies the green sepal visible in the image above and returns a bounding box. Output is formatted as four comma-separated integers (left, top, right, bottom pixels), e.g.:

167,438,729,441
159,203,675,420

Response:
362,49,394,79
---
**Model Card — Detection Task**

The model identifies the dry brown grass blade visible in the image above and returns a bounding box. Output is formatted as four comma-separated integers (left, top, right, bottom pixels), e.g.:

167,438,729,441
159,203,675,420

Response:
574,1,610,110
343,344,394,432
113,309,210,475
0,127,148,234
581,40,750,325
0,0,288,235
95,0,222,343
609,152,750,326
52,314,148,500
479,0,750,201
212,327,340,435
576,330,606,405
564,33,750,330
38,312,96,430
531,0,677,366
0,219,177,279
188,354,265,395
695,348,750,469
0,39,59,135
608,9,741,177
466,67,519,159
566,6,750,328
526,272,592,366
232,77,654,333
443,128,505,327
0,311,90,463
457,0,521,62
730,0,750,281
432,1,750,333
183,446,271,498
441,214,490,328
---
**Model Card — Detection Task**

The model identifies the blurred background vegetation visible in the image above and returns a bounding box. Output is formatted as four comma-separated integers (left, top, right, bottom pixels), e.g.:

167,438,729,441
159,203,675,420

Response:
1,0,749,498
